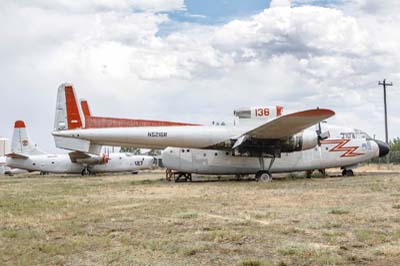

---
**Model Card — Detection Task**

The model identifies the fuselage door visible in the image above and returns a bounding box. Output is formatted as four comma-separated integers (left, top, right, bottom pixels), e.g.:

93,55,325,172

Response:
179,148,193,172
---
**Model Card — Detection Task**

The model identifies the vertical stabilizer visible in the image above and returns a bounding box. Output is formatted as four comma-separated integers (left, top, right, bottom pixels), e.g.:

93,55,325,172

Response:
54,83,85,131
11,121,45,155
80,99,91,117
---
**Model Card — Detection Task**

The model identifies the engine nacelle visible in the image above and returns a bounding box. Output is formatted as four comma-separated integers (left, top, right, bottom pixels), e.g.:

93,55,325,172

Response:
234,106,284,119
281,130,319,153
75,153,109,165
233,130,319,157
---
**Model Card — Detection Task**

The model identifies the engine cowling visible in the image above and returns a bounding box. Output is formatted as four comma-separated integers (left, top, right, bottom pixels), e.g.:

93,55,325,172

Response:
281,130,319,153
233,130,319,157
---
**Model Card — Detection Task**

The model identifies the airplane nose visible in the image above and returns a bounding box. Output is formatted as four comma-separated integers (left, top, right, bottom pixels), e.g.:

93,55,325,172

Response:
374,140,390,157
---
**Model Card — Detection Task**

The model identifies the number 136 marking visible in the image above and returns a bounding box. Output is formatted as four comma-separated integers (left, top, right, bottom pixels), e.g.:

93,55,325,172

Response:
255,108,270,117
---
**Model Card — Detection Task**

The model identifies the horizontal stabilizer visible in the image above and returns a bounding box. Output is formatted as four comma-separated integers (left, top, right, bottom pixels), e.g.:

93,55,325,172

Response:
6,153,29,159
54,136,101,154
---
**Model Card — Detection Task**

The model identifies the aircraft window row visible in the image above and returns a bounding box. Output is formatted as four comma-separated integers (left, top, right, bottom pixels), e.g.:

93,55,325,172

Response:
203,152,234,157
181,149,191,153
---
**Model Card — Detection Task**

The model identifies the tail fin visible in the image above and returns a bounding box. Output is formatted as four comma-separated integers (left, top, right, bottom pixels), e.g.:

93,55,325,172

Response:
11,120,45,155
54,83,85,131
80,99,91,117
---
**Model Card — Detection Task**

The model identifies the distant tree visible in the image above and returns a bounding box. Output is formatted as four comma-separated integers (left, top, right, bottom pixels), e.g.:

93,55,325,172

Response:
120,147,141,154
390,137,400,151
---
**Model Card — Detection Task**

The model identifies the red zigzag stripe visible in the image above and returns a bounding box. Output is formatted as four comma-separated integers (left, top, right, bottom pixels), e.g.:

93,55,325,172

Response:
320,139,364,158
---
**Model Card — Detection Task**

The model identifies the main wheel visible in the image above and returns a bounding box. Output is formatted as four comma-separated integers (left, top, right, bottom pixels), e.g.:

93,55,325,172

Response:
342,169,354,177
184,173,192,182
81,168,90,176
255,171,272,182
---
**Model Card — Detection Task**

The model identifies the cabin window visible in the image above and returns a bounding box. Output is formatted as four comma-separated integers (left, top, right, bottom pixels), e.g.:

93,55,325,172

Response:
203,153,206,157
170,150,173,153
51,162,55,164
225,152,229,156
187,149,190,152
182,149,185,153
32,163,36,166
214,152,218,156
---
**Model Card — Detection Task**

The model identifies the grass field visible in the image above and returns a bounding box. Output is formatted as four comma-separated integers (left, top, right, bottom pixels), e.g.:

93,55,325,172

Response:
1,171,400,266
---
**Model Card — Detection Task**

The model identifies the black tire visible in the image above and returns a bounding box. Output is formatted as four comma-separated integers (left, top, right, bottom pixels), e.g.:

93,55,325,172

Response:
255,171,272,182
342,169,354,177
81,168,90,176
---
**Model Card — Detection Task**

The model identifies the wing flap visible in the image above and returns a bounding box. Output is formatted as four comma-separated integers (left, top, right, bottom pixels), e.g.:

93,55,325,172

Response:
246,109,335,139
68,151,91,163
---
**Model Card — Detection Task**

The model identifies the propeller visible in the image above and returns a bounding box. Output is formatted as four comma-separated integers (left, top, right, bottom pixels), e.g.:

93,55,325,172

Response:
316,107,330,146
101,147,110,164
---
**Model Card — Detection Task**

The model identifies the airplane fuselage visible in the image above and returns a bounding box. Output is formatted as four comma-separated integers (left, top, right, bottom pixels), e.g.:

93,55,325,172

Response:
53,125,247,150
160,125,387,175
161,137,379,175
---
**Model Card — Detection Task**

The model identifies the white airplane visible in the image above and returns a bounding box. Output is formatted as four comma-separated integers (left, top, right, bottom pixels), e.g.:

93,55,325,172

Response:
162,125,389,181
6,120,155,175
51,83,389,180
0,156,27,176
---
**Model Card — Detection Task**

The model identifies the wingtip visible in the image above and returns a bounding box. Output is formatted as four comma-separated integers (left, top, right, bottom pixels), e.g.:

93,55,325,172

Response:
290,109,335,118
14,120,26,128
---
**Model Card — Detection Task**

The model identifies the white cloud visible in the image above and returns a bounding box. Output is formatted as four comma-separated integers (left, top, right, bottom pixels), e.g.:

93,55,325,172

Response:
270,0,292,8
0,0,399,152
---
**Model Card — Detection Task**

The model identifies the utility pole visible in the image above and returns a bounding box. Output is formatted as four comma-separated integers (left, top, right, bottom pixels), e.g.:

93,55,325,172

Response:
379,79,393,164
378,79,393,144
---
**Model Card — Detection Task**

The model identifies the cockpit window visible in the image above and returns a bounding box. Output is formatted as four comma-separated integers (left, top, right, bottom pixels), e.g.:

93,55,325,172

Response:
354,129,372,139
340,129,372,140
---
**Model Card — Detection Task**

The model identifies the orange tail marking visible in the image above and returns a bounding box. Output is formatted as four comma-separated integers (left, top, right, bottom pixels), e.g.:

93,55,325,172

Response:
65,86,83,129
80,100,91,117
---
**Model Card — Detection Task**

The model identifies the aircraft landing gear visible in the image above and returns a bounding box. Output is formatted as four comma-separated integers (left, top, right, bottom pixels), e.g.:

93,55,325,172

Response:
342,169,354,177
255,171,272,182
81,167,93,176
256,156,275,182
39,171,49,175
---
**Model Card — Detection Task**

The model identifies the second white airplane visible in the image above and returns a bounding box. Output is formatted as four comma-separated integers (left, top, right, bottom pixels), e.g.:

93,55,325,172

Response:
7,121,155,175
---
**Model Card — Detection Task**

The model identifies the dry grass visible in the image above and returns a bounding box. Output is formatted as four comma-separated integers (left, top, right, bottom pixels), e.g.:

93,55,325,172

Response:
1,171,400,265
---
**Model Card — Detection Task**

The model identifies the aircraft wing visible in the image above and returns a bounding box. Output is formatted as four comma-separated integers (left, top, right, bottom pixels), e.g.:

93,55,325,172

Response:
244,108,335,139
68,151,91,163
6,153,29,159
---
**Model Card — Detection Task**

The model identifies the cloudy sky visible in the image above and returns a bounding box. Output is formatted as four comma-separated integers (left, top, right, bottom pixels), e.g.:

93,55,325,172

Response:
1,0,399,152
